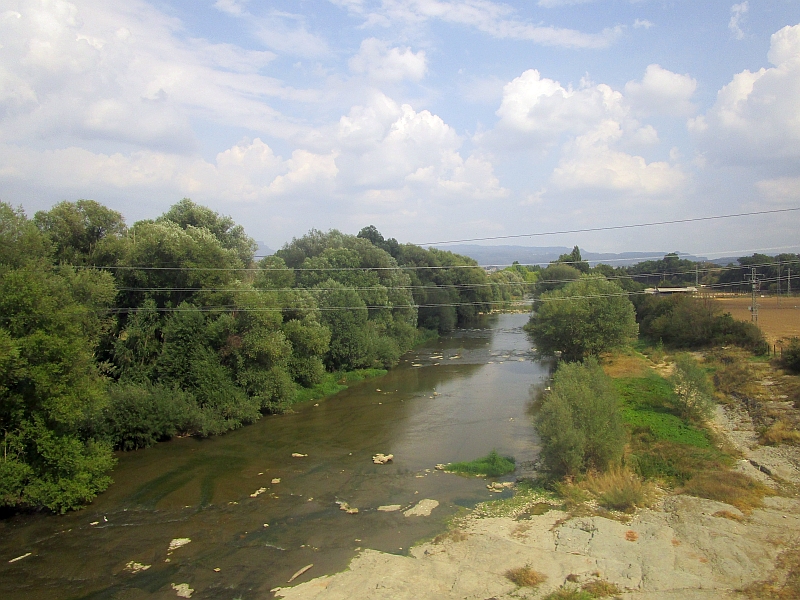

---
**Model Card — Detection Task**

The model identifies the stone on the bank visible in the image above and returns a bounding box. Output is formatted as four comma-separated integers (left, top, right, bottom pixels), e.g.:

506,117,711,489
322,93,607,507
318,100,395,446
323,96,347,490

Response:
171,583,194,598
373,453,393,464
404,499,439,517
487,482,514,492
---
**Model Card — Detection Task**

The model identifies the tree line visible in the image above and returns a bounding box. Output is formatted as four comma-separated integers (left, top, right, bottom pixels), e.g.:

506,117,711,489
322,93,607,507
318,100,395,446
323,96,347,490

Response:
0,198,526,512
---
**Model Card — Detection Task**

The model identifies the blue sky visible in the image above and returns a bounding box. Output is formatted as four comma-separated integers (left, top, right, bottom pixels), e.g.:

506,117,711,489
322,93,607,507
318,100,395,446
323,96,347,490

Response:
1,0,799,255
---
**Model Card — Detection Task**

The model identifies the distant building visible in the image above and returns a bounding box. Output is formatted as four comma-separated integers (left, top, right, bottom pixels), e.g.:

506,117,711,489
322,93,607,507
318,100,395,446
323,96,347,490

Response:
644,286,698,295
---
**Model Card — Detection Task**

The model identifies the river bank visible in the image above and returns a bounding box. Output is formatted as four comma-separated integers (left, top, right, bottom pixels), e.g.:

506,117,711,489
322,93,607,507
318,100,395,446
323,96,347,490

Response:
273,355,800,600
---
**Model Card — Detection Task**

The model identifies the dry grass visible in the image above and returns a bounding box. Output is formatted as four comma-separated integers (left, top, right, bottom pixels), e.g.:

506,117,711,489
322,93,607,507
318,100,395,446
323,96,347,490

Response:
582,579,623,597
543,590,594,600
713,510,746,522
681,471,775,513
760,420,800,446
601,351,650,378
505,565,547,587
576,469,659,513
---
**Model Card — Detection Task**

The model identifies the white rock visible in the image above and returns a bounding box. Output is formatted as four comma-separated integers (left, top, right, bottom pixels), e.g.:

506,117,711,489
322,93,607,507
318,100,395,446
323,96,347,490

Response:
167,538,191,554
171,583,194,598
404,499,439,517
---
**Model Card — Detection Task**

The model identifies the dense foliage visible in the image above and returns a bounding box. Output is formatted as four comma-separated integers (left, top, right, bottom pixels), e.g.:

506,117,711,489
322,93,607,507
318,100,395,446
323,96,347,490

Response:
635,294,768,353
537,358,626,476
527,277,638,361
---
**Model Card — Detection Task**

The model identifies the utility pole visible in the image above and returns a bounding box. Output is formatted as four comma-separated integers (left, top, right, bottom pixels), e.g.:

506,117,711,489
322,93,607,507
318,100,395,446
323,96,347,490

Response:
746,267,762,323
777,260,781,307
789,267,792,297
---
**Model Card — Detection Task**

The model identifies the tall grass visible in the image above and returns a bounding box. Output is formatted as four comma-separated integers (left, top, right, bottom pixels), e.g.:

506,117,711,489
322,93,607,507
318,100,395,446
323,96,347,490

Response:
445,450,515,477
681,471,774,513
556,469,658,513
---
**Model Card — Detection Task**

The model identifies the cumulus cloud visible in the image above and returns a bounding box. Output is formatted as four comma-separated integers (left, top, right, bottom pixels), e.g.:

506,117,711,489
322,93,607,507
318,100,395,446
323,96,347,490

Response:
550,120,685,196
624,64,697,117
494,69,625,145
729,2,749,40
349,38,427,81
689,23,800,166
0,0,316,151
634,19,654,30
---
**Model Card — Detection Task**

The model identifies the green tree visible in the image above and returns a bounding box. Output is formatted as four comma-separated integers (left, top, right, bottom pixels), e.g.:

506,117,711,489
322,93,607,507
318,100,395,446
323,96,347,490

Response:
527,277,638,361
537,358,626,476
34,200,127,266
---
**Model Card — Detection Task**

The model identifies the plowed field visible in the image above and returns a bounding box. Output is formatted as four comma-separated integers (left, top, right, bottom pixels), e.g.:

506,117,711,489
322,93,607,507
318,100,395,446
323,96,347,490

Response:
714,294,800,345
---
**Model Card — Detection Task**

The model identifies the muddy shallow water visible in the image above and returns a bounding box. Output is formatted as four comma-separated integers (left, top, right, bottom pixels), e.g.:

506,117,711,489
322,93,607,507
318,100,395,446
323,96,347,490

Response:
0,313,549,599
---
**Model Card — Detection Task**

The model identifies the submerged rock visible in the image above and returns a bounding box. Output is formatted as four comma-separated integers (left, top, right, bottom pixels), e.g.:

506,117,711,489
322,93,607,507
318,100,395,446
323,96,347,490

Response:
377,505,402,512
337,501,359,514
171,582,194,598
250,487,267,498
373,453,393,464
167,538,191,554
124,561,151,573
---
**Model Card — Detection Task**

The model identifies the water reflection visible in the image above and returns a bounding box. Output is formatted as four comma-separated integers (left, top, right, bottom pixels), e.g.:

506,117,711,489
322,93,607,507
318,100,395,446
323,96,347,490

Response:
0,313,548,600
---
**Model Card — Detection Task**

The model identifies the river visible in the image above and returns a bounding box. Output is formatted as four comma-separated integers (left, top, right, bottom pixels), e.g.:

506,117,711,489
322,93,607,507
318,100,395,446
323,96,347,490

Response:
0,313,549,599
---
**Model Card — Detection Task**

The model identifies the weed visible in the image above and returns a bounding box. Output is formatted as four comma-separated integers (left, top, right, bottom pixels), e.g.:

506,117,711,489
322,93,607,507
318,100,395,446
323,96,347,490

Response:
543,589,593,600
760,420,800,446
713,510,745,522
505,566,547,587
445,450,515,477
681,471,774,513
433,530,468,544
582,579,622,597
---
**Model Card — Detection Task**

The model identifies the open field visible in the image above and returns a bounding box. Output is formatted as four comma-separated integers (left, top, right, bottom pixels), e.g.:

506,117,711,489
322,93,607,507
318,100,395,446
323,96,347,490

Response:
713,294,800,345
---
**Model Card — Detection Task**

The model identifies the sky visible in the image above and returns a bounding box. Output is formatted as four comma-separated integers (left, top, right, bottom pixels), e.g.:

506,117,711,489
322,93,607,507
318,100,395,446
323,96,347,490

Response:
1,0,799,256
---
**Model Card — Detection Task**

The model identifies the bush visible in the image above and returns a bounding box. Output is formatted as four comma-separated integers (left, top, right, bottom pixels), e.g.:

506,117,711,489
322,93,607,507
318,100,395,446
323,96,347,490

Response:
760,420,800,446
784,337,800,373
537,358,627,476
636,294,768,353
505,566,547,587
557,469,657,513
527,277,638,361
670,354,715,423
445,450,515,477
101,383,200,450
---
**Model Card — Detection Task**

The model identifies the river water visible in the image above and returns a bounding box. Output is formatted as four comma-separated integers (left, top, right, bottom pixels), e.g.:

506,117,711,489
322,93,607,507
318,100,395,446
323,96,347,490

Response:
0,313,549,599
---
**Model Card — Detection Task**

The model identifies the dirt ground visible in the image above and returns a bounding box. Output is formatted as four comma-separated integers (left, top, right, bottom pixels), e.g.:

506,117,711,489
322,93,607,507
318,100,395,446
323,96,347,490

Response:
713,294,800,345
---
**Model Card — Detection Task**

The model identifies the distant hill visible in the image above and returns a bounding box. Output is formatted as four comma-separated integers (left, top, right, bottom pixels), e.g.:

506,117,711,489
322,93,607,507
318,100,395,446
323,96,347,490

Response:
433,245,708,267
255,241,273,257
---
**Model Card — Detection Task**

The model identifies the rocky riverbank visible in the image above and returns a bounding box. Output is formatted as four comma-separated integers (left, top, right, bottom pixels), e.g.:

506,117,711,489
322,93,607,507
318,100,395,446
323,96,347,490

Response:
272,362,800,600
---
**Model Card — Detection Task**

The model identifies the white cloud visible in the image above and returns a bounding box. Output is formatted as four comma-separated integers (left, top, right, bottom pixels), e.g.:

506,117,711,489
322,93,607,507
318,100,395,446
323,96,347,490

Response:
756,176,800,204
550,120,685,196
491,69,628,150
0,0,316,151
337,0,623,49
349,38,427,81
633,19,654,30
689,23,800,166
729,2,749,40
624,64,697,117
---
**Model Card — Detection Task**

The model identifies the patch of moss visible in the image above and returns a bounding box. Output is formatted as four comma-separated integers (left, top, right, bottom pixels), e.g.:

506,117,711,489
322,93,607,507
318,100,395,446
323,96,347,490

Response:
445,450,515,477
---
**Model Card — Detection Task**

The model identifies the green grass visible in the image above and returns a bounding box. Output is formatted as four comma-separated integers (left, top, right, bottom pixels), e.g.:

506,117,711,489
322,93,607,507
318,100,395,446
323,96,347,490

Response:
445,450,515,477
615,376,711,448
293,368,388,405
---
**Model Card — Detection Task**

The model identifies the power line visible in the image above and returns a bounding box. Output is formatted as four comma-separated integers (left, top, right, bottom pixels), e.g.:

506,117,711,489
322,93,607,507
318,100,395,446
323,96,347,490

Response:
415,207,800,246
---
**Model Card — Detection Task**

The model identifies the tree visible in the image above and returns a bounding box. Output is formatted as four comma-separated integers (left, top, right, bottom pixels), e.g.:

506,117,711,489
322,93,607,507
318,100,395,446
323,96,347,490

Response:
670,353,715,423
537,358,626,476
527,277,638,361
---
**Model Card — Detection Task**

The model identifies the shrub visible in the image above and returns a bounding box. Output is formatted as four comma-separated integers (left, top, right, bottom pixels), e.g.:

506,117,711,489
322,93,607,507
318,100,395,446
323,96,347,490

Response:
543,590,593,600
505,566,547,587
784,337,800,373
670,354,715,423
445,450,515,477
538,359,627,476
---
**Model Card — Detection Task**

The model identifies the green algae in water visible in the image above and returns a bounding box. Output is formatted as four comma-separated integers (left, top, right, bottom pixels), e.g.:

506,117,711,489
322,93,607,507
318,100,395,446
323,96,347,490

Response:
445,450,515,477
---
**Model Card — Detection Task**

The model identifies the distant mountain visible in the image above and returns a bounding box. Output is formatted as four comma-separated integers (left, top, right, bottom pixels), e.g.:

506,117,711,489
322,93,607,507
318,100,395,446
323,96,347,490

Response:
432,245,708,267
254,241,273,257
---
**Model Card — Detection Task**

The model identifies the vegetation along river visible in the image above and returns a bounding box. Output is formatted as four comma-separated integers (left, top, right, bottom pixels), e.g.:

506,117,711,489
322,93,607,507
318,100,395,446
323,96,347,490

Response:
0,313,548,600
